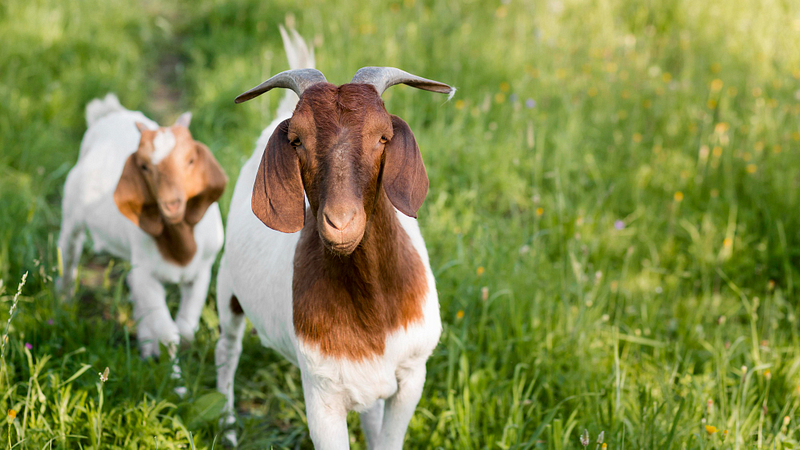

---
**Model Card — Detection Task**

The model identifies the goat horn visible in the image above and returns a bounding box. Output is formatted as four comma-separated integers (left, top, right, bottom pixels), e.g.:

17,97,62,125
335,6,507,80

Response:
350,67,454,98
235,69,327,104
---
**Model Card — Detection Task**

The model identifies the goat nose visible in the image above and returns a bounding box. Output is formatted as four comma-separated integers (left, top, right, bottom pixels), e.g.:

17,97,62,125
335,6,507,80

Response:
163,200,181,213
324,208,356,232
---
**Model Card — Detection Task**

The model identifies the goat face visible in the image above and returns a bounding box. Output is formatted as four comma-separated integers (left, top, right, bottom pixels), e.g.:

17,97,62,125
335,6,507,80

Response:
252,83,428,256
114,114,227,236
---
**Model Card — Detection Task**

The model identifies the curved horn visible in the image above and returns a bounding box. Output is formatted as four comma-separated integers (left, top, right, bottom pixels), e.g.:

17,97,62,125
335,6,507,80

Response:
350,67,454,98
235,68,327,104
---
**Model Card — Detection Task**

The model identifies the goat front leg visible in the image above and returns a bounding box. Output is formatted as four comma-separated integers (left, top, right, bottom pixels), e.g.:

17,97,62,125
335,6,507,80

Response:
302,373,351,450
175,261,213,344
378,365,426,449
56,217,86,299
360,399,385,449
127,268,180,359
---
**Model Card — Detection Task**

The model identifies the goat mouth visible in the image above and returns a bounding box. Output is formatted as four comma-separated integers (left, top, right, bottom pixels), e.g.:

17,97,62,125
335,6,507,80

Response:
160,209,185,224
321,237,360,256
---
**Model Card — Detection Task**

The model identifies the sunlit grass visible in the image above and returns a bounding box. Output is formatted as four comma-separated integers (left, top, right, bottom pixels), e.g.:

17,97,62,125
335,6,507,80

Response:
3,0,800,447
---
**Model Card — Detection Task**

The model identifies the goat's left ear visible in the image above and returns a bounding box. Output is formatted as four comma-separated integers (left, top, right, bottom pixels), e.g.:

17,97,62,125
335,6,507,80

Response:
184,142,228,225
174,112,192,128
383,115,429,218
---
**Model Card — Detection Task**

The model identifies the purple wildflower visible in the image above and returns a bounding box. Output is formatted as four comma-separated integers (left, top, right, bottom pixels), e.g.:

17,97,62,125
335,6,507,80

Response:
47,319,54,325
614,220,625,230
525,98,537,109
25,342,32,350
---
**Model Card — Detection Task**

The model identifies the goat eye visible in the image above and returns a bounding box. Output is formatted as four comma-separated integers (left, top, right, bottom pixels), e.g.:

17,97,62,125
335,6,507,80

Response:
380,136,388,144
290,138,302,147
140,164,149,172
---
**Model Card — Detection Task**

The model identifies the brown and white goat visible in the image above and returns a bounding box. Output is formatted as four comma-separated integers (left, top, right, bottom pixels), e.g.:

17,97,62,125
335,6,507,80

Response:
58,94,227,364
215,29,452,449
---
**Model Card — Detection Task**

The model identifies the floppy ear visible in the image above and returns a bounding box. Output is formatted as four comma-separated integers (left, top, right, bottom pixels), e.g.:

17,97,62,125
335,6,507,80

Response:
114,154,164,236
184,142,228,225
251,119,305,232
382,115,429,218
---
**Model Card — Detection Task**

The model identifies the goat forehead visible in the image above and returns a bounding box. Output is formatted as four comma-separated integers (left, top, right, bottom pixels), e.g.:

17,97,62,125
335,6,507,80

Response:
295,83,388,137
150,129,176,164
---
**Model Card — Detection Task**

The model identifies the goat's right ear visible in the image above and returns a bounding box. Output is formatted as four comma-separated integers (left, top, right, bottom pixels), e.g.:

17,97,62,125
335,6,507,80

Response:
251,119,305,232
114,154,164,236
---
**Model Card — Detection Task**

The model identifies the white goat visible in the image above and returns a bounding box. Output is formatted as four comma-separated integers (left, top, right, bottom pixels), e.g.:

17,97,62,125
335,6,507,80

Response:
58,94,227,361
215,26,452,449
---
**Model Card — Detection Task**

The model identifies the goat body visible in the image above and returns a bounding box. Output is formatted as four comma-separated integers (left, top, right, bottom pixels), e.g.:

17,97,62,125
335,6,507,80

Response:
216,26,451,449
58,94,226,359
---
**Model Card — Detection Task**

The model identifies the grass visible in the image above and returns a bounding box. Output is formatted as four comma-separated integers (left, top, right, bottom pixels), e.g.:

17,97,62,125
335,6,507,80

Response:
2,0,800,447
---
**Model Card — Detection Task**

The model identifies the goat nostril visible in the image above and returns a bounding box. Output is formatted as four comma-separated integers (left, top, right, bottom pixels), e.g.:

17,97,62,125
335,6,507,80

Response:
324,210,356,232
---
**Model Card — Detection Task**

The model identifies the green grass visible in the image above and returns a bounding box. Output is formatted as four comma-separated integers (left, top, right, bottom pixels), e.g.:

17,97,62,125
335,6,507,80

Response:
3,0,800,447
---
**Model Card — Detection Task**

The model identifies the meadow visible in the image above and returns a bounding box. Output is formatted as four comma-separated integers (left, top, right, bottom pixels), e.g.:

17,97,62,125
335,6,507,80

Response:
2,0,800,447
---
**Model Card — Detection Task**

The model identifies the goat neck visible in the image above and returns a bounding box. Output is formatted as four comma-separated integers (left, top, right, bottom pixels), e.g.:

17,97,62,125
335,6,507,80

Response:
292,189,428,361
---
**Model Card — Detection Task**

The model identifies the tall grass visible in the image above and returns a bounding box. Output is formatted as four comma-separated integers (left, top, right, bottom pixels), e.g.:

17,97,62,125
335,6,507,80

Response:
2,0,800,447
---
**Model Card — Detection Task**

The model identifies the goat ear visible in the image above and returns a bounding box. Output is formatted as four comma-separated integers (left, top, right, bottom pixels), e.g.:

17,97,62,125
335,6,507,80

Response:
251,119,305,232
184,142,228,225
135,122,149,133
383,115,429,218
114,154,164,236
174,112,192,128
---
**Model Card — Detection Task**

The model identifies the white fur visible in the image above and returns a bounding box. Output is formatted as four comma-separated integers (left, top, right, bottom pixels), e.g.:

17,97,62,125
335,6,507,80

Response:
151,129,176,164
215,29,441,449
57,94,224,360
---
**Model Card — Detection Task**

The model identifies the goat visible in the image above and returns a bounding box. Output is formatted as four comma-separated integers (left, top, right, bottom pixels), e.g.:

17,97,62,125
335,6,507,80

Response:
215,26,453,449
57,94,227,363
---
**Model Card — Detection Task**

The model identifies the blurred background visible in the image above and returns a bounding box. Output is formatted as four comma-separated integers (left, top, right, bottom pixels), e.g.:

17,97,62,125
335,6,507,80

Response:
2,0,800,448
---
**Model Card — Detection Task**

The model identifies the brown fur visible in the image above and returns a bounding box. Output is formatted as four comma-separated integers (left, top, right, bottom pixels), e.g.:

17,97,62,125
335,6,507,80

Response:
114,123,227,266
252,82,431,360
292,192,428,360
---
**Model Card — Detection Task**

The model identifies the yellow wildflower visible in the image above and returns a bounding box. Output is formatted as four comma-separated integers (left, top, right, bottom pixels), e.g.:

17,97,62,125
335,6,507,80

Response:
499,82,510,93
476,266,485,276
674,191,684,202
746,164,757,174
705,425,717,435
536,207,544,217
456,310,464,319
7,409,16,420
710,79,723,92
